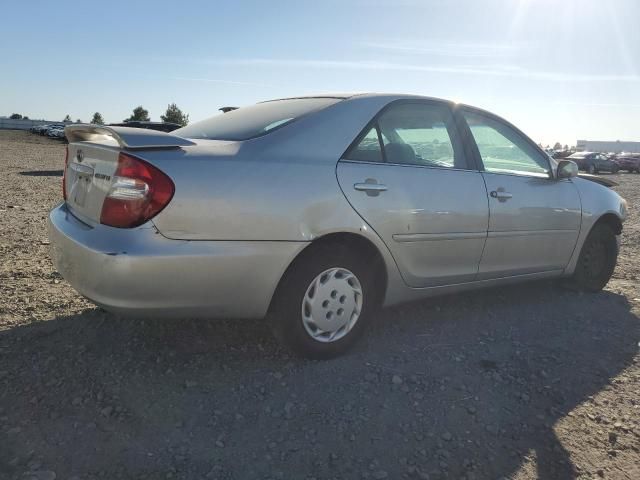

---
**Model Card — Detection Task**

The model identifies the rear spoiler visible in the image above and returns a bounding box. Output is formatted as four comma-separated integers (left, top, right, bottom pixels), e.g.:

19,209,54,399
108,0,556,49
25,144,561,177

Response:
65,124,196,149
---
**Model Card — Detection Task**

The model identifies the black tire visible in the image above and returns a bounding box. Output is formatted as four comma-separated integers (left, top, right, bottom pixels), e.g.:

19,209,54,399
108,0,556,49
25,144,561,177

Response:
587,164,596,174
269,242,379,359
570,223,618,292
611,165,619,174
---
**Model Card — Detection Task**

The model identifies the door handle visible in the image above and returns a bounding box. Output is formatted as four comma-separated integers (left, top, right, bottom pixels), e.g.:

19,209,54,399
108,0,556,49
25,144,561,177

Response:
354,180,387,197
354,183,388,192
490,190,513,200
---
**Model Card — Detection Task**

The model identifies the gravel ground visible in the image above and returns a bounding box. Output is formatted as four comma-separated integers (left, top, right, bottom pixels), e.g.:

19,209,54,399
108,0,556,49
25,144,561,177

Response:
1,130,638,480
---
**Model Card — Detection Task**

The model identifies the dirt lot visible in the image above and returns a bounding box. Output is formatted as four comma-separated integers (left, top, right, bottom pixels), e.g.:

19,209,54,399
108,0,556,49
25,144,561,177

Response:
0,130,638,480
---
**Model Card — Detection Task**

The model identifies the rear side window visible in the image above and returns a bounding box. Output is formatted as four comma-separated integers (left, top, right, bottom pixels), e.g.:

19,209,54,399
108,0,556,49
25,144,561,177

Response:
345,126,384,162
344,102,467,169
378,103,463,168
175,98,342,141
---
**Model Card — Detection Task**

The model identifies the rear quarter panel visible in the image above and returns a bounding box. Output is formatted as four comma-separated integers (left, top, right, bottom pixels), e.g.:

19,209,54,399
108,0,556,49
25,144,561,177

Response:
148,95,394,242
150,152,361,241
145,96,411,305
147,149,410,306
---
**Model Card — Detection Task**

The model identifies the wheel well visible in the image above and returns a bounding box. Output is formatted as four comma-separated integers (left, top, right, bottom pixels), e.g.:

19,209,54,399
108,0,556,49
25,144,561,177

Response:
269,232,388,313
594,213,623,235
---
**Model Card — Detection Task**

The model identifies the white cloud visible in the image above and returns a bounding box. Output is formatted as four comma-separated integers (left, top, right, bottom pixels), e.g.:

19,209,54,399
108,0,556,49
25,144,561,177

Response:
170,76,274,87
205,58,640,83
360,40,522,58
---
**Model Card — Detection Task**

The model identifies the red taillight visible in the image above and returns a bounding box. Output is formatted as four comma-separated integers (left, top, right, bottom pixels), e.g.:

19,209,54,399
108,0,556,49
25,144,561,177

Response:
62,145,69,200
100,153,174,228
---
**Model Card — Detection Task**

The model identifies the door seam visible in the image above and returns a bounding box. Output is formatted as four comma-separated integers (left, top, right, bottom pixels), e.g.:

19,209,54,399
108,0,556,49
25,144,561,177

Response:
476,172,491,280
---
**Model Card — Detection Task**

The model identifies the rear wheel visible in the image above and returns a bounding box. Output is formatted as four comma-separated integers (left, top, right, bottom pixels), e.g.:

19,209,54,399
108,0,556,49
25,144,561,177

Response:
569,223,618,292
611,165,619,174
587,164,596,174
269,243,378,359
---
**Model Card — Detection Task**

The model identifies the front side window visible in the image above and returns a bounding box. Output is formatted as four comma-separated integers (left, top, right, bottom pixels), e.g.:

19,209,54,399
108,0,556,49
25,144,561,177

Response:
462,110,550,177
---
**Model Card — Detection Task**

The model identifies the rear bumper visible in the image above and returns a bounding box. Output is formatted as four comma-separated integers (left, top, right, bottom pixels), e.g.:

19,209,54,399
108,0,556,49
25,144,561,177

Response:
47,203,306,319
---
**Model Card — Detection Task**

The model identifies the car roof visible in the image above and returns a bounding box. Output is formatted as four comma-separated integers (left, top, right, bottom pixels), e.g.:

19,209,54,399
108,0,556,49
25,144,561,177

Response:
171,91,560,164
259,92,510,117
262,92,457,104
192,92,552,163
109,121,182,127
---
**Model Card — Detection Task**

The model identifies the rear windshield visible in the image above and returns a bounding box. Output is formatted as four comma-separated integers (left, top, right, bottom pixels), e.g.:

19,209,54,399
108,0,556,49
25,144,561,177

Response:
174,98,342,141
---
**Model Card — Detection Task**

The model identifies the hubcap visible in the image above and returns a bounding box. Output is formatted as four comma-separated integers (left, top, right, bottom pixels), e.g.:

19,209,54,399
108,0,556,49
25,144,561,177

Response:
301,267,363,343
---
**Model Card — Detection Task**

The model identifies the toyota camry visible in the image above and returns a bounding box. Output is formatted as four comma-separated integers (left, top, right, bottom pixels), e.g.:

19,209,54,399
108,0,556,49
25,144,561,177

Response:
48,94,627,358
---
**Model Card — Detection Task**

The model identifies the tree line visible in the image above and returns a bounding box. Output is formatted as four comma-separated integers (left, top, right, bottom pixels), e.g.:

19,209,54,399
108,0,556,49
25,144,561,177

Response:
8,103,189,127
538,142,573,151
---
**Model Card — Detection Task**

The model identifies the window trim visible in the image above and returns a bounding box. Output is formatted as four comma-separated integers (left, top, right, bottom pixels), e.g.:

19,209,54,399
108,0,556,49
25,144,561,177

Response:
341,99,475,171
456,106,553,179
339,158,479,173
375,123,387,163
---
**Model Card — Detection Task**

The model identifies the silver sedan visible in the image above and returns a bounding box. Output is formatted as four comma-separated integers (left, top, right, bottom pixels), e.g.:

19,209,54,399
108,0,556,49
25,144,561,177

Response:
48,94,627,358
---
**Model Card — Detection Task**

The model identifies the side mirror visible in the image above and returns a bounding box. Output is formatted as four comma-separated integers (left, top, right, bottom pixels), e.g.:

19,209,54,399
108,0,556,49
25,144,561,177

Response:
557,160,578,179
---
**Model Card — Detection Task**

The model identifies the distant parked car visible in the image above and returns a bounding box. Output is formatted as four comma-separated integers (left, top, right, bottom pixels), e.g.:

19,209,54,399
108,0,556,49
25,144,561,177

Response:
31,124,51,134
37,124,52,135
567,152,619,174
40,124,66,136
47,127,66,139
108,121,181,133
614,154,640,173
552,150,572,160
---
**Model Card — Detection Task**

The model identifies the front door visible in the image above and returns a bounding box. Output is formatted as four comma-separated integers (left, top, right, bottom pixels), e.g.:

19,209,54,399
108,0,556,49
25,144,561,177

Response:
459,109,582,279
337,101,489,288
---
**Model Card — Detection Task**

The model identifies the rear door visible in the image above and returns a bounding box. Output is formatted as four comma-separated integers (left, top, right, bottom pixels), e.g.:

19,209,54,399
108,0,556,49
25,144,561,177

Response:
337,100,489,288
459,108,581,279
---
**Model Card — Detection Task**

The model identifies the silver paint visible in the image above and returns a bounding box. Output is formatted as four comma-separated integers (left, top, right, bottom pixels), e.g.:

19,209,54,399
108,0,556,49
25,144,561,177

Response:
49,93,627,320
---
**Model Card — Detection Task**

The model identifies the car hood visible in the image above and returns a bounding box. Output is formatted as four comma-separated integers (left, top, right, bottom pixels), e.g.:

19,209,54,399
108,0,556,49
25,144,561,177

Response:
576,173,618,188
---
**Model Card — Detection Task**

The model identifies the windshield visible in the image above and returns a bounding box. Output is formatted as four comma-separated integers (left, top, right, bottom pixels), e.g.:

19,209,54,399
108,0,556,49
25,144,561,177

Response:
174,97,342,141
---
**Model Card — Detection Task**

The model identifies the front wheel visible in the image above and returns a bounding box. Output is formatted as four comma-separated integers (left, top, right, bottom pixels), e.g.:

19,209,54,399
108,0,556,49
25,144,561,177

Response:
269,243,378,359
611,165,619,174
587,164,596,174
569,223,618,292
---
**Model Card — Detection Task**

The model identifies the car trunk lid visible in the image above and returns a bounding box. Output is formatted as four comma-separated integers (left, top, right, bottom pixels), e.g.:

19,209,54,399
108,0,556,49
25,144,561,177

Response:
63,125,195,226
